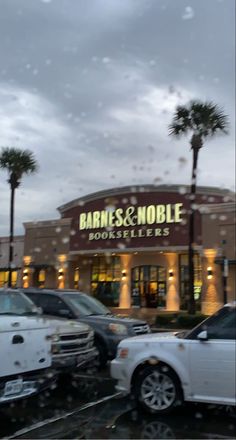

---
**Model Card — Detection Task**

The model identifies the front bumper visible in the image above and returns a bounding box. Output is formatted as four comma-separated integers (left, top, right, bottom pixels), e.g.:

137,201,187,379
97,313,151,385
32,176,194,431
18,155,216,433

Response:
106,334,126,359
0,369,57,405
52,348,98,372
110,358,131,394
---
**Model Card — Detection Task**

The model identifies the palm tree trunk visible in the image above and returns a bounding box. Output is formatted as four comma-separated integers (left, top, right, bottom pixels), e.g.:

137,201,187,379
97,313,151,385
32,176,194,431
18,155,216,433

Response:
8,184,15,288
188,148,199,315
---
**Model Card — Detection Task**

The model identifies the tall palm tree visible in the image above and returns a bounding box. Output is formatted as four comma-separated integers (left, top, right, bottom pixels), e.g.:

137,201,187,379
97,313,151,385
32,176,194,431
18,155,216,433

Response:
169,100,229,314
0,147,38,287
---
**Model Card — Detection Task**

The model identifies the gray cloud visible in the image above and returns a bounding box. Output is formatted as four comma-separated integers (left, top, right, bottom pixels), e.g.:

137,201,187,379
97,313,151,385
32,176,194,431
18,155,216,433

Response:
0,0,235,235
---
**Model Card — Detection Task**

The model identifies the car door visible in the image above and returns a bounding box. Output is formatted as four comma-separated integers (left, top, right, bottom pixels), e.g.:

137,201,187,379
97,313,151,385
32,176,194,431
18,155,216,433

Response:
188,307,236,405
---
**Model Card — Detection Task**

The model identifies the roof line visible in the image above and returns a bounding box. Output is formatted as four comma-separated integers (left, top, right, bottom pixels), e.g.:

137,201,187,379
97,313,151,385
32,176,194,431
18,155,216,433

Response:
58,184,234,213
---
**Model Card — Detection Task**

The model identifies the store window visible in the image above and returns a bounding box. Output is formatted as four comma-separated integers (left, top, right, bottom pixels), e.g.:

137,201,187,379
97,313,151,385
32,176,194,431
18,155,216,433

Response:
38,269,46,288
131,266,166,308
91,256,121,307
179,254,202,310
0,271,18,288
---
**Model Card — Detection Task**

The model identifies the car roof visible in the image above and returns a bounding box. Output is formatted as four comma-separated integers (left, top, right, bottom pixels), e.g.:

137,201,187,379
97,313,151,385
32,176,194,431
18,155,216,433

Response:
23,289,84,296
0,288,21,293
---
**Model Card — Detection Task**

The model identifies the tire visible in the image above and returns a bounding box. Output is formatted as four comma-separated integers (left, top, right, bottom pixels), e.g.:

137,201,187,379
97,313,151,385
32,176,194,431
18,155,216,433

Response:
95,339,108,369
134,365,182,414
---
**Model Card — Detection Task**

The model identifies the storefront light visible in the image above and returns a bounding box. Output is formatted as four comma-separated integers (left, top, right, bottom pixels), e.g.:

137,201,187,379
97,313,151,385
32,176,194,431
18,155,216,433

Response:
207,267,213,279
168,269,174,280
58,269,64,280
121,270,127,279
22,269,28,281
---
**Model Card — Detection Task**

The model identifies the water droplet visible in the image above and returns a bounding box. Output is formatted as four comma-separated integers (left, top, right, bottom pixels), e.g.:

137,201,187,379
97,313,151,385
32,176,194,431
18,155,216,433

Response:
182,6,195,20
102,57,111,64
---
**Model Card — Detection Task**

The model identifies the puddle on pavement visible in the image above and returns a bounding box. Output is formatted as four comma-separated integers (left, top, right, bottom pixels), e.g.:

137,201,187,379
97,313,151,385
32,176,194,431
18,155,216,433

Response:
90,405,236,439
0,370,117,439
1,372,235,439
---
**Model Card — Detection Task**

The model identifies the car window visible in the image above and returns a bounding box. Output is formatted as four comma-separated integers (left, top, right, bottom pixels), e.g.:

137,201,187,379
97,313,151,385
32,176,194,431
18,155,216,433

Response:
206,308,236,340
0,292,37,315
188,307,236,340
63,293,111,316
37,294,73,318
25,292,41,307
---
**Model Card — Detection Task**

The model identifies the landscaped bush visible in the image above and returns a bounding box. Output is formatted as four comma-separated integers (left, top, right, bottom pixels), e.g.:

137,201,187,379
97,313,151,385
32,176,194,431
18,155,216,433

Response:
176,314,207,329
155,313,178,327
155,313,207,329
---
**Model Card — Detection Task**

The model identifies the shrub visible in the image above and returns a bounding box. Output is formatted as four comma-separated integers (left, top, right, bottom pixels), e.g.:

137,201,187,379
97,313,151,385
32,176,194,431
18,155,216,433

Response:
155,313,207,329
155,313,178,327
176,314,207,329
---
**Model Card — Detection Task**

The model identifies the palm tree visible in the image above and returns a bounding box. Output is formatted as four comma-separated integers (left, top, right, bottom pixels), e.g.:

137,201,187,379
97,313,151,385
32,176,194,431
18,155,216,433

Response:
169,100,229,314
0,147,38,287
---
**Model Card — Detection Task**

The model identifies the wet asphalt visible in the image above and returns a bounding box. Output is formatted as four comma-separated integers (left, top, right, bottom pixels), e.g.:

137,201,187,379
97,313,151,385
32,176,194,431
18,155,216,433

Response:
0,367,235,439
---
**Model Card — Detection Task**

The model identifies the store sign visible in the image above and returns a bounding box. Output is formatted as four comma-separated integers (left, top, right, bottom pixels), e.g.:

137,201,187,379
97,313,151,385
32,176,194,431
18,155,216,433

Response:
79,203,184,241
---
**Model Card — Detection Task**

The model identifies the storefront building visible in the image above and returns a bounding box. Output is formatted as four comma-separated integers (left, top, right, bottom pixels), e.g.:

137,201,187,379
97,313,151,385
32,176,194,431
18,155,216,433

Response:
0,236,24,288
20,184,235,315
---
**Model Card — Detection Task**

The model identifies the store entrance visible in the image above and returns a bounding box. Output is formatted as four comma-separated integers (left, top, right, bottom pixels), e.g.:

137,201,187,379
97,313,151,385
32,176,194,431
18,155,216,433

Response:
131,266,166,308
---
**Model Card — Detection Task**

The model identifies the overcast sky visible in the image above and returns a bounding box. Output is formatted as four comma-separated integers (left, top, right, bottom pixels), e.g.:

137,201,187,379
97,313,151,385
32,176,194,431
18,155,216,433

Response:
0,0,235,236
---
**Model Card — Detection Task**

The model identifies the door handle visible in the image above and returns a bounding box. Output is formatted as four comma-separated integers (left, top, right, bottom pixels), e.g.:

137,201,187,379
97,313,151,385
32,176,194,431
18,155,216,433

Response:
12,335,24,344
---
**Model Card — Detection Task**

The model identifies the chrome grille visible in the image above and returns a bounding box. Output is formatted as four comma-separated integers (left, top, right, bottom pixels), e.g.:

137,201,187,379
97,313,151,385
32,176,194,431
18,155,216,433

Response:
60,332,89,341
132,324,150,335
52,332,93,357
60,342,89,353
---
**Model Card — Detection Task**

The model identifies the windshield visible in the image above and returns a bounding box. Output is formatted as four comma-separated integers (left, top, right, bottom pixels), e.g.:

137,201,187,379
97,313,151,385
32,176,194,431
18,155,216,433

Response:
63,293,111,316
0,292,38,316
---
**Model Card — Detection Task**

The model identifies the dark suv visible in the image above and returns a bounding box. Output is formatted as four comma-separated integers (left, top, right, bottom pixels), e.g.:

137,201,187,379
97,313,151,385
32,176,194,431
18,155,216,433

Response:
23,289,150,367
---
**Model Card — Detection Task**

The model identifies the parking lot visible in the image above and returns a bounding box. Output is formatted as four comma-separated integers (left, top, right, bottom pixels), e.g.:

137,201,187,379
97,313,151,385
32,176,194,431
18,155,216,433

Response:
0,367,235,439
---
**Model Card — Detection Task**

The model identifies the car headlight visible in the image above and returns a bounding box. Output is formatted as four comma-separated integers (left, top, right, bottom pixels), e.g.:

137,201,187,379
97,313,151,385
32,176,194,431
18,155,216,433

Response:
118,347,129,359
51,334,60,342
108,323,128,336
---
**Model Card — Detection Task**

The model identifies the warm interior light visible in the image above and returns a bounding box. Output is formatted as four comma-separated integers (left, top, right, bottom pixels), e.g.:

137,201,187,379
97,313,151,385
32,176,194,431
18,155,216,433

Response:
169,269,174,280
207,267,213,279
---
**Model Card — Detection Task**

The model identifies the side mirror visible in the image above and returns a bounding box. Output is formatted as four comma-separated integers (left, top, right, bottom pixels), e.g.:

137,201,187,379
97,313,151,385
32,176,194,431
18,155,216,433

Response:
197,330,208,341
32,306,43,315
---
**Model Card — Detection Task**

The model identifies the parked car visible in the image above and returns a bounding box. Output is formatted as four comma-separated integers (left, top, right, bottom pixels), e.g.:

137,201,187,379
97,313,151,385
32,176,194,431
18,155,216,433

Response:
0,289,55,405
111,302,236,414
11,288,97,373
23,289,151,367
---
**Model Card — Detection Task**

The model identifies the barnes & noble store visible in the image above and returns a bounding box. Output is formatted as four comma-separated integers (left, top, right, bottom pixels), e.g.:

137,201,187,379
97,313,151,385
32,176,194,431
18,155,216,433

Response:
22,184,235,315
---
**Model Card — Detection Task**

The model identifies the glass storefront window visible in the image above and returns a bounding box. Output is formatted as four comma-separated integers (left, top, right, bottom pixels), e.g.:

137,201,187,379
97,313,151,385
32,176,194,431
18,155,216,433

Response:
38,269,46,288
131,266,166,308
0,271,18,287
91,256,121,307
74,267,79,289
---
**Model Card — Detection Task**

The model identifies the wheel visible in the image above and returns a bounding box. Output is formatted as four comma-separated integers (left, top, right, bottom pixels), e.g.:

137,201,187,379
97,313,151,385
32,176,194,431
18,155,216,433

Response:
134,365,182,414
141,420,175,439
95,339,108,369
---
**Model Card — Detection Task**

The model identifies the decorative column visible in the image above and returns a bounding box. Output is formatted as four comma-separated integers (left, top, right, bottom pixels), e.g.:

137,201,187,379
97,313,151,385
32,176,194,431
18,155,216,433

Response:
119,254,132,309
22,256,32,288
57,254,67,289
165,253,180,311
201,249,222,315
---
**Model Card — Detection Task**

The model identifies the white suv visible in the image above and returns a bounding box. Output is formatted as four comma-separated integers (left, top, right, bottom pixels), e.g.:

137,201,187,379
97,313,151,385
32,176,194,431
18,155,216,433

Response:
111,303,236,414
